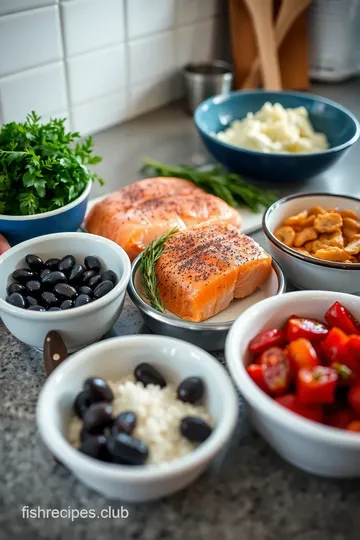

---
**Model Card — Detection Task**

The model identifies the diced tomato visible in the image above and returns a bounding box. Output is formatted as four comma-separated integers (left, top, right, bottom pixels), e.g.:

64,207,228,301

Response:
286,316,329,343
346,421,360,432
331,362,354,385
287,338,320,376
325,407,358,429
348,382,360,415
275,393,324,422
348,335,360,359
246,364,268,393
248,328,286,355
259,347,290,395
322,327,360,376
325,301,360,335
297,366,338,405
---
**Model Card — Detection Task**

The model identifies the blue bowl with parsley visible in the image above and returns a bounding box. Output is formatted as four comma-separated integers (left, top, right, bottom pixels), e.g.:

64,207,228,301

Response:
0,181,92,246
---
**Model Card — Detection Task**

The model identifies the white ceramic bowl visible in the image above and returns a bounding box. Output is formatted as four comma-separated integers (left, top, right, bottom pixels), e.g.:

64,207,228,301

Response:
226,290,360,478
36,335,238,501
263,193,360,293
0,232,131,352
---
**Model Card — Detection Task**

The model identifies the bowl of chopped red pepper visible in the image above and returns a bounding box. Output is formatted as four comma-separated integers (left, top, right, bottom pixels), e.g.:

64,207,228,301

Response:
226,290,360,478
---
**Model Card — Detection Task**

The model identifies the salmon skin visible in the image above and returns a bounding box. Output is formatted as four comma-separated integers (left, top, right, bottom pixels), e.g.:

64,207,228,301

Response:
155,222,272,322
85,177,241,260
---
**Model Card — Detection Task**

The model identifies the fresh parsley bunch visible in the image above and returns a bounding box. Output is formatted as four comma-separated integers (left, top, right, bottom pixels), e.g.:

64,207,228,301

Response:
0,111,103,215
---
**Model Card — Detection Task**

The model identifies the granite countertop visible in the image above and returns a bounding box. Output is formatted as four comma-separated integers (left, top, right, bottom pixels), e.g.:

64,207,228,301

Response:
2,80,360,540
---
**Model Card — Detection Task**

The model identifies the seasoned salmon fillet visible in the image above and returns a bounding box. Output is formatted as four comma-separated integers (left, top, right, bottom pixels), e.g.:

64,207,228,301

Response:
155,222,272,322
85,177,241,260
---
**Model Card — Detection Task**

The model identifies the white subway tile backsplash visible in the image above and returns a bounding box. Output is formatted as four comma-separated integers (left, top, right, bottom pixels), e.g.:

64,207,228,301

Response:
61,0,125,57
0,62,67,123
126,0,176,39
0,0,56,16
72,90,128,136
175,0,223,27
0,6,62,77
67,45,127,106
40,111,71,133
129,75,177,117
128,31,175,85
176,18,222,67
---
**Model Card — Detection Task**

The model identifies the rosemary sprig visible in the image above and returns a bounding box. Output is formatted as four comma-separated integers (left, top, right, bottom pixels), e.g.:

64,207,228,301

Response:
141,157,277,213
139,228,179,312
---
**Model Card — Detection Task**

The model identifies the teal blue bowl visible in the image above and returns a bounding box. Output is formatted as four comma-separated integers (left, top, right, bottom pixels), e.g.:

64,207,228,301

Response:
194,90,360,182
0,181,91,246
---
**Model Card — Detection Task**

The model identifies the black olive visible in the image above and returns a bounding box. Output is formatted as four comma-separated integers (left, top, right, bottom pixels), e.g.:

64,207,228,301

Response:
79,434,111,461
74,390,94,419
134,363,166,388
68,264,85,284
180,416,212,442
54,283,77,300
41,271,67,289
7,282,26,296
28,305,46,311
106,433,148,465
84,256,101,273
82,269,97,285
48,306,62,311
12,268,38,283
74,294,91,307
58,254,76,274
40,268,51,279
83,377,114,403
25,254,44,272
88,274,101,289
78,285,93,297
26,295,39,307
177,377,204,404
93,280,114,299
101,270,117,285
25,280,41,296
7,292,27,308
45,258,60,271
60,299,73,310
113,411,137,435
41,291,60,308
83,402,113,434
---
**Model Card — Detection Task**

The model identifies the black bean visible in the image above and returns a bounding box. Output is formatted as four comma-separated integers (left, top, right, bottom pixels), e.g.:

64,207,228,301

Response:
74,294,91,307
134,363,166,388
25,254,44,272
84,256,101,273
83,402,113,434
25,280,41,296
28,305,46,311
68,264,85,284
41,271,67,288
7,282,26,296
177,377,204,404
80,427,92,442
58,255,76,274
74,390,94,419
93,280,114,299
83,377,114,403
113,411,137,435
48,306,62,311
82,269,97,285
79,434,110,461
12,268,38,283
45,258,60,271
60,299,73,310
78,285,93,297
88,274,101,289
40,268,51,279
26,295,39,307
41,291,60,309
180,416,212,443
54,283,77,300
106,433,148,465
7,292,27,308
101,270,117,285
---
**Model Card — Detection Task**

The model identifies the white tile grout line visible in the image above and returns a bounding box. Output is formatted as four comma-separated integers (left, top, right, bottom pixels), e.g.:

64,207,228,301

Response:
58,2,73,130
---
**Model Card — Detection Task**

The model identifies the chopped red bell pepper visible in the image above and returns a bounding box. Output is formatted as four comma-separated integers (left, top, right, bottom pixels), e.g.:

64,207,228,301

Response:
246,364,268,393
297,366,338,405
287,338,320,376
248,328,286,355
348,335,360,359
348,382,360,415
275,393,324,422
325,301,360,335
325,407,358,429
321,327,360,375
259,347,290,395
346,421,360,432
286,316,329,343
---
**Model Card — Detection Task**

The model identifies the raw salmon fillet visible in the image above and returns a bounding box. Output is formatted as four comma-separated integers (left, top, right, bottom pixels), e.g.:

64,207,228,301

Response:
155,222,272,322
85,177,241,260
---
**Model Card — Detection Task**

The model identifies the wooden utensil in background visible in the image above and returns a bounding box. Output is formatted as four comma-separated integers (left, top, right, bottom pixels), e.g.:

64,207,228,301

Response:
242,0,312,89
242,0,282,90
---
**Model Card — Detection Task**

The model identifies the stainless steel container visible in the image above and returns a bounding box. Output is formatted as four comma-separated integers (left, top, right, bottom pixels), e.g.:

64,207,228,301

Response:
183,60,233,114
